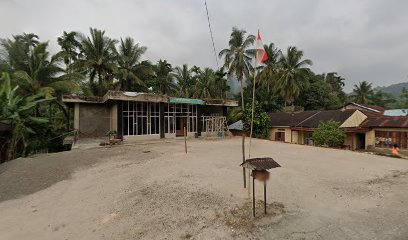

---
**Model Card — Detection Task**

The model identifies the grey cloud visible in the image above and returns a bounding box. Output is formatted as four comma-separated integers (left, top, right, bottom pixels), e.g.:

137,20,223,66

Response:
1,0,407,91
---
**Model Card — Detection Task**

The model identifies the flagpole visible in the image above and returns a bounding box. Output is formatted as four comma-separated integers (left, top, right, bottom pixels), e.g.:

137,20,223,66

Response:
248,40,258,159
248,31,258,197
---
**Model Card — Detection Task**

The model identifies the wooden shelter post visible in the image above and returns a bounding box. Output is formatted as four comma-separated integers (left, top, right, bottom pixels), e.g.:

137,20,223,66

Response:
253,173,255,217
264,181,267,214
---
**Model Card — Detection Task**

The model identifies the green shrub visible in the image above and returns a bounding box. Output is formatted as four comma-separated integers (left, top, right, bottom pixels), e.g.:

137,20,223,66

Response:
242,101,270,138
312,120,345,147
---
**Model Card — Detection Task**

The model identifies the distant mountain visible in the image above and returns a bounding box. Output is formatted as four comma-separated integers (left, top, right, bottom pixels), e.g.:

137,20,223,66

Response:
374,82,408,97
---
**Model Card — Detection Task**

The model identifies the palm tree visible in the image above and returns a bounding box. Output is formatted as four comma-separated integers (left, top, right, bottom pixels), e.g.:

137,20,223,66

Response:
218,27,255,110
219,28,255,188
1,35,81,130
0,73,49,161
1,33,39,72
257,43,281,93
276,46,312,106
352,81,374,104
1,34,80,98
57,31,81,69
153,60,177,95
174,64,193,97
193,68,215,98
75,28,118,96
115,37,147,91
12,42,79,99
212,68,230,99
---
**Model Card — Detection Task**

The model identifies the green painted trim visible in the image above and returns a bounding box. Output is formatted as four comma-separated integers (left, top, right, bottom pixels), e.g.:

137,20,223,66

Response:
169,97,204,105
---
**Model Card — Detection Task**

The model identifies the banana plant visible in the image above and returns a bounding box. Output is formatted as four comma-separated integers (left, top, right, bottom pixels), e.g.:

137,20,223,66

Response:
0,72,51,161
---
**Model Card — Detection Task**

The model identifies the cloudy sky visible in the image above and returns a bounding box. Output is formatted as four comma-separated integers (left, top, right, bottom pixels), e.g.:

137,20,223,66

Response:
1,0,408,91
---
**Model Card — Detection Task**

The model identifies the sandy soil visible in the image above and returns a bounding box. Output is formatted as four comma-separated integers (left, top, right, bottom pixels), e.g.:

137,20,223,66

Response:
0,137,407,240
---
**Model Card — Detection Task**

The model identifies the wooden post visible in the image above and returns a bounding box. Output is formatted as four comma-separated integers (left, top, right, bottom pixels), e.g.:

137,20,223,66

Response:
242,135,246,188
184,126,187,154
264,181,267,215
253,173,255,217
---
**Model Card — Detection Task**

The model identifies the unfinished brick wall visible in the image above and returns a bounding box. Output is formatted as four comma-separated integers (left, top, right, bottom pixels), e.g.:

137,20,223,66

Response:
78,104,111,137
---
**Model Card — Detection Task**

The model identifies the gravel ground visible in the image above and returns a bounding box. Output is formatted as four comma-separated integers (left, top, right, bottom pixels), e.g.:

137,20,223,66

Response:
0,137,407,240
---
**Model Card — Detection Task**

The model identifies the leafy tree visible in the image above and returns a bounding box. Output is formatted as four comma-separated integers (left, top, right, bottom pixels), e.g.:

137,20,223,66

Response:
115,37,147,91
275,46,312,106
75,28,118,96
351,81,374,104
219,27,255,110
0,73,49,161
242,101,270,138
312,120,345,147
400,87,408,108
370,90,396,108
295,73,342,110
323,72,346,104
243,78,283,112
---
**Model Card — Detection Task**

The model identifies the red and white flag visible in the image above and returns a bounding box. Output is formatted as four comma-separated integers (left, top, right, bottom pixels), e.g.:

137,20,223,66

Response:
255,30,268,66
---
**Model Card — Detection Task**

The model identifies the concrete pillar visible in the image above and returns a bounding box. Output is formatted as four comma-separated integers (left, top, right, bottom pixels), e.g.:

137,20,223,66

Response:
160,103,165,138
222,106,227,117
110,103,118,131
365,129,375,149
197,105,203,136
74,103,80,130
117,101,123,138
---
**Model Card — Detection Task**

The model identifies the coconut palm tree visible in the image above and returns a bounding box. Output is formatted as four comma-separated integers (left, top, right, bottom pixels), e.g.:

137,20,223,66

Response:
257,43,281,93
57,31,81,69
174,64,193,97
276,46,312,106
212,68,230,99
1,34,80,99
75,28,118,96
1,33,39,73
218,27,255,109
12,42,79,99
115,37,147,91
352,81,374,104
153,60,177,95
193,68,216,99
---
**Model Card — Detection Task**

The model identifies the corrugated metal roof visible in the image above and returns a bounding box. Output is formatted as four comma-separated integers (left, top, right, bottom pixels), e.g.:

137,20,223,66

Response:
269,110,357,128
345,102,385,114
384,109,408,116
297,110,356,128
228,120,243,130
240,157,281,170
361,116,408,128
269,111,319,127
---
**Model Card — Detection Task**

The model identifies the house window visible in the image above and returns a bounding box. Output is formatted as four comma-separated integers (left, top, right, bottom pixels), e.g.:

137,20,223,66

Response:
375,131,408,149
122,101,160,136
165,103,198,135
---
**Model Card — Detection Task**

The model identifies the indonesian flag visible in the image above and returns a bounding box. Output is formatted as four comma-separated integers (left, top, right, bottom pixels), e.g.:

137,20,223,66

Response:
255,30,268,66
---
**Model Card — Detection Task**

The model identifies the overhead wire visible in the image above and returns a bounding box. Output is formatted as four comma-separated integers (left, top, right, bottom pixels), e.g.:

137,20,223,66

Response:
204,0,219,69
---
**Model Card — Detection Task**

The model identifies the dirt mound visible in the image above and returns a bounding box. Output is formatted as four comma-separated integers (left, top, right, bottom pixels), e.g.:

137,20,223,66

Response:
222,201,285,232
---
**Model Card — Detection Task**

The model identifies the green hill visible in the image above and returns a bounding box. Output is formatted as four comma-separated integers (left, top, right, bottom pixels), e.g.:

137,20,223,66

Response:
375,82,408,97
